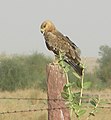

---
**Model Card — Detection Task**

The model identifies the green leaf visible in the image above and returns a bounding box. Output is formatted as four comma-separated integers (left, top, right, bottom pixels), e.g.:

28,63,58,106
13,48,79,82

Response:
90,100,96,106
72,92,81,104
64,66,70,73
63,84,69,92
76,80,82,88
59,60,65,68
72,104,80,111
80,63,85,69
78,109,86,117
61,92,69,99
89,112,95,116
73,92,81,97
68,94,73,102
94,96,99,101
66,82,75,87
83,81,92,89
63,83,75,92
73,71,81,79
92,97,99,104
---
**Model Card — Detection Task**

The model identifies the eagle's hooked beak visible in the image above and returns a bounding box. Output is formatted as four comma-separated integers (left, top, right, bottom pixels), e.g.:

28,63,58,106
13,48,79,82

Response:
40,28,44,34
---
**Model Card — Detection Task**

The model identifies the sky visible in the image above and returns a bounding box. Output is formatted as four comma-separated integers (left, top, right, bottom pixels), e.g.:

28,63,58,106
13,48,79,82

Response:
0,0,111,57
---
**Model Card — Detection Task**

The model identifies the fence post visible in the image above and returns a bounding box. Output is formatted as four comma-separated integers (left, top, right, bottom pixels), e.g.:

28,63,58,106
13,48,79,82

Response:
46,63,70,120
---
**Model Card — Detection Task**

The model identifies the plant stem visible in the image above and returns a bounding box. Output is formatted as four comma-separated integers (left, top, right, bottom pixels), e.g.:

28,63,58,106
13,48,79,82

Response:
64,70,72,120
79,68,84,106
86,96,100,120
59,51,72,119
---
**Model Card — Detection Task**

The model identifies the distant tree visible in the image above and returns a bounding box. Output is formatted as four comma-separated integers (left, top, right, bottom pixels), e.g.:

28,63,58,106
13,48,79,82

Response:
97,45,111,86
0,52,51,91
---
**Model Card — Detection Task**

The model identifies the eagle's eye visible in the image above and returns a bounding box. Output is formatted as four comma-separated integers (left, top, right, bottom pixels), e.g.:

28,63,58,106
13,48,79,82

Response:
43,24,46,28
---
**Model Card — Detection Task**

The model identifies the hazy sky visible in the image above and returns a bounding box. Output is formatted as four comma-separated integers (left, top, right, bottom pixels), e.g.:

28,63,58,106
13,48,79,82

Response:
0,0,111,57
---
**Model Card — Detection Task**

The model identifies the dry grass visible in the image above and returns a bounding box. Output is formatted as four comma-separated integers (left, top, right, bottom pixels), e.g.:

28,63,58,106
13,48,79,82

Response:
0,89,47,120
0,89,111,120
79,89,111,120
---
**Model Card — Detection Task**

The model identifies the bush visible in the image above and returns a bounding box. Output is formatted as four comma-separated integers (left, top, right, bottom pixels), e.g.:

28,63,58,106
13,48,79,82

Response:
0,52,51,91
97,45,111,87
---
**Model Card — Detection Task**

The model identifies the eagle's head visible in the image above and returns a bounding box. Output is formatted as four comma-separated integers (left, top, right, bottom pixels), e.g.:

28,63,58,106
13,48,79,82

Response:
40,20,56,34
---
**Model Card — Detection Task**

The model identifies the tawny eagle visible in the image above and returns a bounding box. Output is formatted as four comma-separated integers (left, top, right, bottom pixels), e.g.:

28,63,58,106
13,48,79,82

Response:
40,20,83,76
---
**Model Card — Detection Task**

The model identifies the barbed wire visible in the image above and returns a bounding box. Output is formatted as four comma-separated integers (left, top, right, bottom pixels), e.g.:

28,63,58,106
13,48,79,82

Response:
0,97,65,101
0,95,111,115
0,97,111,107
0,107,67,115
0,93,111,100
0,97,111,104
0,106,111,115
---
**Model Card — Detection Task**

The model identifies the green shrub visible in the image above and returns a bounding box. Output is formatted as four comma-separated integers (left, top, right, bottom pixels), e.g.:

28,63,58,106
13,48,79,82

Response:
0,52,51,91
97,45,111,87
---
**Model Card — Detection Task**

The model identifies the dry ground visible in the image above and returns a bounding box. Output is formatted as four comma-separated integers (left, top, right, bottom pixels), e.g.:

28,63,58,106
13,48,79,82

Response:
0,89,47,120
0,89,111,120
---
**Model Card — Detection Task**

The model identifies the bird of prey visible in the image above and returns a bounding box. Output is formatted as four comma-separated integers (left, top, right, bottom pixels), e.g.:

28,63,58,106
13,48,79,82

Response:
40,20,83,76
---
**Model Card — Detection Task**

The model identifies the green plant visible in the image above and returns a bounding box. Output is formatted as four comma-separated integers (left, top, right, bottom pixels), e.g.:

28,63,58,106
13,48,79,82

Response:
58,52,102,120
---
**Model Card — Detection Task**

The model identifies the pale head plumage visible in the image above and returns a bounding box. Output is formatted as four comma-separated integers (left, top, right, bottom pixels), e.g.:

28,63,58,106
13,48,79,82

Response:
40,20,56,34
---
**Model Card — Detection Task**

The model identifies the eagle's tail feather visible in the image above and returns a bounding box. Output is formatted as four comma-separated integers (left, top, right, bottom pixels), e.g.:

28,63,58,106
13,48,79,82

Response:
64,59,83,76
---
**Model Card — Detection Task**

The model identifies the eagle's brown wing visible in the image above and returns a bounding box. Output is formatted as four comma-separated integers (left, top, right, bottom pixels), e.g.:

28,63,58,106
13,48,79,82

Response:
44,31,83,76
53,31,81,62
